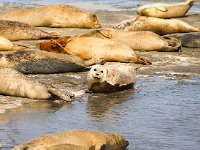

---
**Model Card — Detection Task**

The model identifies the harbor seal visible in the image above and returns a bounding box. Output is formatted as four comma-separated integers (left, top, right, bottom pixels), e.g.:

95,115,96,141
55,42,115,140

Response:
136,0,197,18
0,4,101,28
0,50,104,74
37,36,152,65
0,67,73,101
0,36,27,51
113,16,200,35
80,29,181,52
0,20,59,41
12,129,129,150
87,64,137,93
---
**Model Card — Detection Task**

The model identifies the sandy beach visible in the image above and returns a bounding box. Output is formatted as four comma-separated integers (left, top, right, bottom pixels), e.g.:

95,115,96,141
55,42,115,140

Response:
0,2,200,150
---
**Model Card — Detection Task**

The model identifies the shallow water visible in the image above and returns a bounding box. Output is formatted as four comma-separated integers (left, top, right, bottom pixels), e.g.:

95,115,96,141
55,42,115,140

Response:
0,76,200,150
1,0,200,12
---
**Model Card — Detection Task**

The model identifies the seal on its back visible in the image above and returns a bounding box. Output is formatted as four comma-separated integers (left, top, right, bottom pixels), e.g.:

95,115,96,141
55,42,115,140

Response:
136,0,197,18
113,16,200,35
0,4,101,28
0,20,59,41
80,29,181,52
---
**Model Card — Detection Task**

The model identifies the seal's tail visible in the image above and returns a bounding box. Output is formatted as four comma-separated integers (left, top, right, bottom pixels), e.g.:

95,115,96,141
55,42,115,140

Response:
46,85,74,102
136,54,152,65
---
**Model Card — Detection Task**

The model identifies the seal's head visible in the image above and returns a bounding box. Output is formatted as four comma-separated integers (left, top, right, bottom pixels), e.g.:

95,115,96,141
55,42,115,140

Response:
86,14,101,28
90,65,106,81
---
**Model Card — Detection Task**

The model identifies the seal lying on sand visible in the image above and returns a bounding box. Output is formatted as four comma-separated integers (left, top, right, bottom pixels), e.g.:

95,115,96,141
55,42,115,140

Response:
136,0,197,18
0,50,104,74
80,29,181,52
0,20,59,41
167,32,200,48
87,64,137,93
0,36,27,51
0,67,73,101
12,129,129,150
37,36,151,65
113,16,200,35
0,4,101,28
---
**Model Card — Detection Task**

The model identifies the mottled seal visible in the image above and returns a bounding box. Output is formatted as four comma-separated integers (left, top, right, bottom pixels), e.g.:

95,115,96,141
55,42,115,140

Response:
87,64,137,93
80,29,181,52
0,4,101,28
0,67,73,101
0,50,104,74
136,0,197,18
0,36,27,51
12,129,129,150
0,20,59,41
37,36,151,65
113,16,200,35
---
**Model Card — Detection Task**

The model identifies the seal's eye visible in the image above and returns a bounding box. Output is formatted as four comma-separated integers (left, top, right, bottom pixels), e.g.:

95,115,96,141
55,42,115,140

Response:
94,69,97,71
101,71,103,73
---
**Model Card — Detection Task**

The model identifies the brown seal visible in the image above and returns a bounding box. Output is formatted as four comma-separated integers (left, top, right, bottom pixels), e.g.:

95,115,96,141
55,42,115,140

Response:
0,4,101,28
0,67,73,101
136,0,197,18
0,20,59,41
0,50,104,74
113,16,200,35
80,29,181,52
12,129,129,150
37,36,152,65
0,36,28,51
87,64,137,93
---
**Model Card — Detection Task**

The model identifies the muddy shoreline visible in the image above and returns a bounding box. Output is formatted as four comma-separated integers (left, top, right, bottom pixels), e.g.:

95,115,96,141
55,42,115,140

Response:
0,4,200,150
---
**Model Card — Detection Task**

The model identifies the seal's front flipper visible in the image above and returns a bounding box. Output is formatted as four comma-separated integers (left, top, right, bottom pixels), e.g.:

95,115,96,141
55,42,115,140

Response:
155,6,168,12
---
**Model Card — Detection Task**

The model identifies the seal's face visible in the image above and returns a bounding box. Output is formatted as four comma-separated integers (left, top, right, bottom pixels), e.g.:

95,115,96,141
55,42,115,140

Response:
87,14,101,28
91,66,106,82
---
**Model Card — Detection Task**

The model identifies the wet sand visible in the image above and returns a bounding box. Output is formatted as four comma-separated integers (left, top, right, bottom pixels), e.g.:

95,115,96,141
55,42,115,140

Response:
0,4,200,150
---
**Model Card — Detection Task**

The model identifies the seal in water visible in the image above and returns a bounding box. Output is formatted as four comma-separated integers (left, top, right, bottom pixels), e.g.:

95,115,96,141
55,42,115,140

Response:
0,67,73,101
0,20,59,41
113,16,200,35
80,29,181,52
0,36,28,51
12,129,129,150
87,64,137,93
136,0,197,18
0,50,104,74
0,4,101,28
37,36,151,65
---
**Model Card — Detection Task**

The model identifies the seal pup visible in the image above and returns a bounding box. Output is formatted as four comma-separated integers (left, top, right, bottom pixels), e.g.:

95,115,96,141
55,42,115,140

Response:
0,50,104,74
80,29,182,52
37,36,152,65
113,16,200,35
12,129,129,150
0,36,27,51
0,67,73,101
0,4,101,28
87,64,137,93
136,0,197,18
0,20,59,41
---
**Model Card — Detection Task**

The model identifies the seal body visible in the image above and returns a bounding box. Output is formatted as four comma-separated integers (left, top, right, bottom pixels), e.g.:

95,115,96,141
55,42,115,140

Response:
87,64,137,93
0,36,27,51
81,29,181,52
136,0,197,18
0,50,87,74
0,20,59,41
0,67,51,99
45,36,151,65
12,129,129,150
114,16,200,35
0,4,101,28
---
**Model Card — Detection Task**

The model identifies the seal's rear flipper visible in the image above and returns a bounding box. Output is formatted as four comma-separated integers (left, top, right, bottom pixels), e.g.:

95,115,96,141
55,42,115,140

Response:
46,85,74,102
49,32,60,39
136,55,152,65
